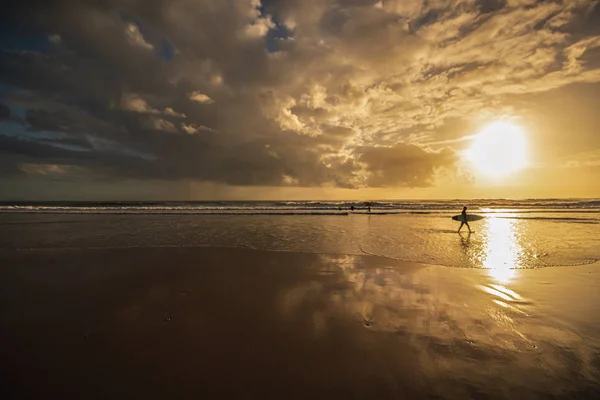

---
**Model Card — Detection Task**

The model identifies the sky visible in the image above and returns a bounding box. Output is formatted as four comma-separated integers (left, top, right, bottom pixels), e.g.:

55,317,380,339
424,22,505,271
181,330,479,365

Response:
1,0,600,201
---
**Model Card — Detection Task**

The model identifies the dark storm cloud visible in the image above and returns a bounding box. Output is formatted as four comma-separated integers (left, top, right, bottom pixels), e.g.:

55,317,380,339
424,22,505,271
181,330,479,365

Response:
1,0,600,190
0,103,10,119
357,144,456,187
0,154,23,176
25,108,97,133
0,130,153,172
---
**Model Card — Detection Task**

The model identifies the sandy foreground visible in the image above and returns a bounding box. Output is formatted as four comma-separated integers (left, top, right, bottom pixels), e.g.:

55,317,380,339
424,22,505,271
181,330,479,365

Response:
1,247,599,399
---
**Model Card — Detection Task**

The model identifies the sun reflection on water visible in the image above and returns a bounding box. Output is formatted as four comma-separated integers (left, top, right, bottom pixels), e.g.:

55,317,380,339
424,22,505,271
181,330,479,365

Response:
477,216,524,284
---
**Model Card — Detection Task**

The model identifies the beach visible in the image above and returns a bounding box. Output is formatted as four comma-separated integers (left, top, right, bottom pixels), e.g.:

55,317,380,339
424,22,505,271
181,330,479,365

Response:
1,210,599,399
3,0,600,397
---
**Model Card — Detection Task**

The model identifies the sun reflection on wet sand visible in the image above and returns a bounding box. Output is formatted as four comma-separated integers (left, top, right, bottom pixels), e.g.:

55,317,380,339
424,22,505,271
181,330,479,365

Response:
459,215,531,313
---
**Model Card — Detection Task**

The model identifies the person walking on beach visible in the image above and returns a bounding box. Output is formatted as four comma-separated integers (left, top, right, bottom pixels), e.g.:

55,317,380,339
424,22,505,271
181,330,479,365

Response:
458,206,472,233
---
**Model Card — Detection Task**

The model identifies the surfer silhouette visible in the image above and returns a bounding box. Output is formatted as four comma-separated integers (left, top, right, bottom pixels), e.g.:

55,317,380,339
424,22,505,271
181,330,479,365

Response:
458,206,472,233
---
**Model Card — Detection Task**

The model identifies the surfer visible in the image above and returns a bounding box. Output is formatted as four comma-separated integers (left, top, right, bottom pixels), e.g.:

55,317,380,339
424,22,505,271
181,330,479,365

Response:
458,206,472,233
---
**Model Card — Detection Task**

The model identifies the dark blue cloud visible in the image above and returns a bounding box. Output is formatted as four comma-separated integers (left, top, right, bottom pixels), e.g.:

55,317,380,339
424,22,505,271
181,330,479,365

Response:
0,22,54,53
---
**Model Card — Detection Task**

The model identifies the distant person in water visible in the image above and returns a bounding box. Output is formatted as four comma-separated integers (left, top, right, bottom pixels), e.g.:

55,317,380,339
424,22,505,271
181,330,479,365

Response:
458,206,472,233
350,205,355,211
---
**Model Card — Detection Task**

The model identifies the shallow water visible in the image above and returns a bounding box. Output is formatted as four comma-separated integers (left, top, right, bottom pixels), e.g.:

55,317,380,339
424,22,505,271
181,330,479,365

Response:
1,211,598,274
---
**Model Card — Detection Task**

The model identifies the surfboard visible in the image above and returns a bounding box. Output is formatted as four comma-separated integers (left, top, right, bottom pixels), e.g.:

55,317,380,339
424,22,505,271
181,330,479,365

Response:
452,214,484,222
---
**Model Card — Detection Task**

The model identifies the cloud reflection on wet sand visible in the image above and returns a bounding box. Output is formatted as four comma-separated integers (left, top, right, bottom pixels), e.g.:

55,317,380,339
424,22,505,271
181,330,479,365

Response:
281,242,600,398
1,242,598,399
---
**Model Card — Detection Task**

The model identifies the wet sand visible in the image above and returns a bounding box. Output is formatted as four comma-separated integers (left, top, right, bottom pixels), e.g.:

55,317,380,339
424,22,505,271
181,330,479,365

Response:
1,247,599,399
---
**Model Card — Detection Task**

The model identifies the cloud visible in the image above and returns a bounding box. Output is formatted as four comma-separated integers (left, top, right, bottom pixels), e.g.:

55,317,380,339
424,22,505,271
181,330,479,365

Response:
47,34,62,46
559,150,600,168
181,123,215,135
164,107,186,117
121,93,160,114
143,117,178,133
243,8,276,38
125,23,154,50
121,93,186,117
1,0,599,194
356,144,457,187
0,103,10,120
19,163,84,177
26,108,82,132
189,92,214,104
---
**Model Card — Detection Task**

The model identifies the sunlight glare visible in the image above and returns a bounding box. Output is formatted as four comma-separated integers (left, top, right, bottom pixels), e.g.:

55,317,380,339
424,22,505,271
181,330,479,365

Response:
478,217,523,284
467,121,528,178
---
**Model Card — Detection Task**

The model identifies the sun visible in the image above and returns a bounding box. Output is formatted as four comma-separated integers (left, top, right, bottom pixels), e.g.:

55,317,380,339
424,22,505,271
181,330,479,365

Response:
466,121,528,178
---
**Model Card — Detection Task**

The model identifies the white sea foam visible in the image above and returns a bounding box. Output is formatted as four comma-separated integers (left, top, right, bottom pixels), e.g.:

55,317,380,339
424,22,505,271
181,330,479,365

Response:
1,199,599,215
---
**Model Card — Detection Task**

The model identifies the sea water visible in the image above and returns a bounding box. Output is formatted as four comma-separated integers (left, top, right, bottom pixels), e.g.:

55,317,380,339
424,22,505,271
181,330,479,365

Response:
1,200,598,273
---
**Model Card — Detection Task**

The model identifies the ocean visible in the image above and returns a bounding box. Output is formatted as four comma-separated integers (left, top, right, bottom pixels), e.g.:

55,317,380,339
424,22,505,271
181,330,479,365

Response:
1,199,598,275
